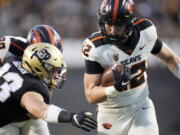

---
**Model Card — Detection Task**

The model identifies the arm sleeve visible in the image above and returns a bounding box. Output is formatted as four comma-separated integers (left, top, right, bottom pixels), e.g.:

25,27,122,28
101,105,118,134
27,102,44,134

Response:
151,39,163,54
85,60,104,74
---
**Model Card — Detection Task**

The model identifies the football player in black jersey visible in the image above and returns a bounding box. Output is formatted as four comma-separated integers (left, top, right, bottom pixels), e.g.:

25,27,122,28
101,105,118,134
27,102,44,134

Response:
0,43,97,132
0,25,63,135
81,0,180,135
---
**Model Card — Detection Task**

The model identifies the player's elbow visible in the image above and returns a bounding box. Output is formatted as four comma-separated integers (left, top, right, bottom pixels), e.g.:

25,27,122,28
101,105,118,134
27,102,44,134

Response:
85,91,97,104
85,91,105,104
87,98,97,104
86,94,96,104
27,106,45,119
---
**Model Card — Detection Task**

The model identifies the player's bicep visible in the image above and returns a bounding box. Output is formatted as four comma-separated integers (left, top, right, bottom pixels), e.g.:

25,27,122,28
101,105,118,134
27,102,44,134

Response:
84,73,103,103
21,91,48,119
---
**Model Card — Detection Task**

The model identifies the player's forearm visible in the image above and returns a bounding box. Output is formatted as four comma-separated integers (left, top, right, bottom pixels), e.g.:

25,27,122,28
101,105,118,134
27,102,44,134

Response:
85,86,107,104
155,43,180,79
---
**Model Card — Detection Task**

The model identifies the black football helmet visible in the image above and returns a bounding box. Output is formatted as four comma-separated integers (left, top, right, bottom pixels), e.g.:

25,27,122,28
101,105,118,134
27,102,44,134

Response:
27,25,63,52
97,0,135,43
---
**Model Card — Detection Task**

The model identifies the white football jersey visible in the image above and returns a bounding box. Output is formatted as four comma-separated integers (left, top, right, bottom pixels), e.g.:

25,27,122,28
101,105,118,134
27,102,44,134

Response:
82,18,160,108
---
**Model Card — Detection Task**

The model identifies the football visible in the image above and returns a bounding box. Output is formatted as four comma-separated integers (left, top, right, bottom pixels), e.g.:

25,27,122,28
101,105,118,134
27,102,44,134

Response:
100,64,124,87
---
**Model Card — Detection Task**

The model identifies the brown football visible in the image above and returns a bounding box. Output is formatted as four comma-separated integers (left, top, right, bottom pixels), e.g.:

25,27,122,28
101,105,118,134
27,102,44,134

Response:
100,64,124,87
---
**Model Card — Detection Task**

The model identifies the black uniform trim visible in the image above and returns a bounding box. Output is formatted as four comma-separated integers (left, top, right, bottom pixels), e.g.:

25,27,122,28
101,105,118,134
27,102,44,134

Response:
9,38,28,57
133,17,153,31
40,27,51,43
112,27,140,55
88,32,107,48
85,60,104,74
151,39,163,54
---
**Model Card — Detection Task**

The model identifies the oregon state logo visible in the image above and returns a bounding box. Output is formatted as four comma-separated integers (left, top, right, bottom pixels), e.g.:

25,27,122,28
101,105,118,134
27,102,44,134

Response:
102,123,112,129
113,54,119,61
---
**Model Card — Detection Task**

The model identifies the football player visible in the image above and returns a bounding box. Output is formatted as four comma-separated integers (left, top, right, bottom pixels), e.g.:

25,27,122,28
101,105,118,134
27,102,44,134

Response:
0,43,97,132
0,25,63,135
81,0,180,135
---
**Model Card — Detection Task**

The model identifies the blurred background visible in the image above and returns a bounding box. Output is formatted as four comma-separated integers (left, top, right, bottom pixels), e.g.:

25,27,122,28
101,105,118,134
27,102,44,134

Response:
0,0,180,135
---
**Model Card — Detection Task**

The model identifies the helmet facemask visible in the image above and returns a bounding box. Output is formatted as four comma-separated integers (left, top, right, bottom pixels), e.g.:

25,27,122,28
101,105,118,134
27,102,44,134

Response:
44,63,67,90
98,0,135,44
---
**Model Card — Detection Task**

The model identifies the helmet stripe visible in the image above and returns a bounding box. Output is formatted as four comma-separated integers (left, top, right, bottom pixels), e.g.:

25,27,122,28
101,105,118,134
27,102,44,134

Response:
40,26,51,44
31,30,42,44
44,25,56,46
112,0,120,23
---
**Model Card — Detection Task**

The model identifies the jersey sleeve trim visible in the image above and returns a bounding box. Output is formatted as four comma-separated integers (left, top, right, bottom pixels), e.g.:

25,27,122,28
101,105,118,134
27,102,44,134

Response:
85,60,104,74
133,18,153,31
11,42,25,52
90,35,106,42
133,18,146,25
151,39,163,54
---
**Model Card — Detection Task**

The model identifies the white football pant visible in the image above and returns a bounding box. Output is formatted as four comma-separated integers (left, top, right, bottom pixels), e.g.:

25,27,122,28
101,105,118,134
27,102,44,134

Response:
0,119,50,135
97,98,159,135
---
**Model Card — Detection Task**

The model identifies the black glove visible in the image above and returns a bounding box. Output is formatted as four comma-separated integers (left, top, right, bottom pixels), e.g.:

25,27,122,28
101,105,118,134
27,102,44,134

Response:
112,64,131,91
58,111,97,132
71,111,97,132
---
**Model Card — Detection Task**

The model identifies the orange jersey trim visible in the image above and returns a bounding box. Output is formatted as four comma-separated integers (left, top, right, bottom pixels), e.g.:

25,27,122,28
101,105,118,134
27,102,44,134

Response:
133,18,146,25
11,42,24,52
90,35,106,42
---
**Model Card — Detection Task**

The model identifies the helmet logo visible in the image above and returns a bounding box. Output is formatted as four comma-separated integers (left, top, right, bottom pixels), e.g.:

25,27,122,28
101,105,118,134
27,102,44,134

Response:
100,0,109,14
33,49,51,60
126,0,135,15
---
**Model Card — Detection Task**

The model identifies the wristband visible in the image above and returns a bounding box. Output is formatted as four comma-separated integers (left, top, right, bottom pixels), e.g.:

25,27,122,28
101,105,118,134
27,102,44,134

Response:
173,64,180,79
104,86,119,98
43,105,64,123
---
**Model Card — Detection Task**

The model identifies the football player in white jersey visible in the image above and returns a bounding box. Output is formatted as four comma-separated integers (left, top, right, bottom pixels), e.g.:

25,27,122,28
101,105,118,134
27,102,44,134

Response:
0,25,63,135
82,0,180,135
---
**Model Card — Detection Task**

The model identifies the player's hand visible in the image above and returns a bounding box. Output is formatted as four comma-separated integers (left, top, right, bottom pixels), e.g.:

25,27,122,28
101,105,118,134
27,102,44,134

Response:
71,111,97,132
112,64,130,91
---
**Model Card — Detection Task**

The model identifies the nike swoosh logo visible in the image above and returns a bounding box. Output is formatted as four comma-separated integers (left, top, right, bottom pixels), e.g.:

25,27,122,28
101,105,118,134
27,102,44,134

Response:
73,115,81,126
139,44,146,50
122,81,129,86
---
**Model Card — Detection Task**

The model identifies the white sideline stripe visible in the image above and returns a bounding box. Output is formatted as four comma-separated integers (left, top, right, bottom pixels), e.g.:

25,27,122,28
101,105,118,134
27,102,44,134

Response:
62,39,180,68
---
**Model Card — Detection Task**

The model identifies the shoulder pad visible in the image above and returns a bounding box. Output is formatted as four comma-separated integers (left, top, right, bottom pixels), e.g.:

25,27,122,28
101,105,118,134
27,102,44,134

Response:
88,31,106,48
133,17,153,31
5,36,28,57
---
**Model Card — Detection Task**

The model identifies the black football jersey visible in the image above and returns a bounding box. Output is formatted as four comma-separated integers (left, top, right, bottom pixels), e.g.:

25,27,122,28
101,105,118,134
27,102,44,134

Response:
0,57,50,127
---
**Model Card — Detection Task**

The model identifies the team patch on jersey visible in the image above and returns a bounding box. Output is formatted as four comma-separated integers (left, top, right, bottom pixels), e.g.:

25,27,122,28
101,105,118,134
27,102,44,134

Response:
102,123,112,129
112,53,119,61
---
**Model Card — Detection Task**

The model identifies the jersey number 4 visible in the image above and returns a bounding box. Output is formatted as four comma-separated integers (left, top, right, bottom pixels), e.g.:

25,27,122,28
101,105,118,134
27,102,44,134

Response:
0,63,23,102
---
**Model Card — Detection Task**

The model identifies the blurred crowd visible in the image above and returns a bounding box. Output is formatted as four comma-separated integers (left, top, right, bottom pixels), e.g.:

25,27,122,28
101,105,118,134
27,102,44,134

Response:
0,0,179,38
